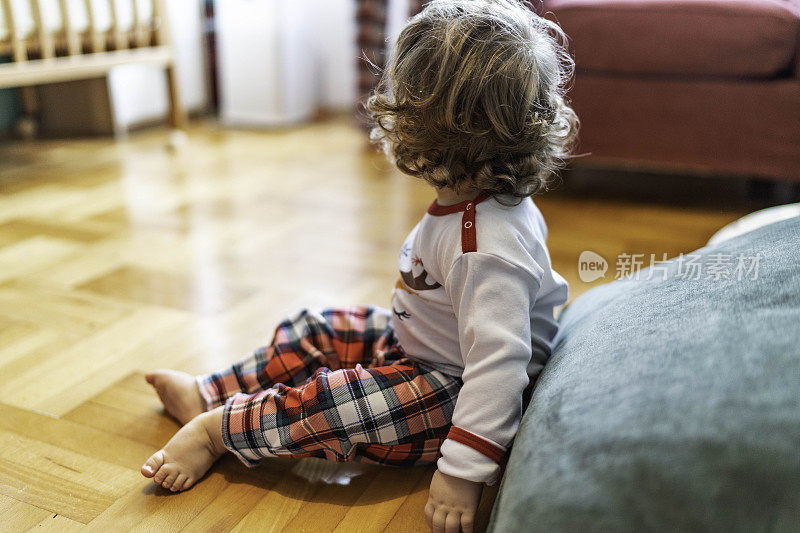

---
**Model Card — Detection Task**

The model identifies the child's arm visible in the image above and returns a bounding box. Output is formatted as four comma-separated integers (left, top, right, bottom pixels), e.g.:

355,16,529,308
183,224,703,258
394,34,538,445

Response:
426,252,541,531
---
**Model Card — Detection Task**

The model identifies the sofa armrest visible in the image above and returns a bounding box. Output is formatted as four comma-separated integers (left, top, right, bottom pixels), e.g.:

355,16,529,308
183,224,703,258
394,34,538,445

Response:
540,0,800,79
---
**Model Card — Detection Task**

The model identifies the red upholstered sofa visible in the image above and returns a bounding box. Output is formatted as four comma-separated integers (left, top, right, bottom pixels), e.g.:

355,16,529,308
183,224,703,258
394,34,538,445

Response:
541,0,800,182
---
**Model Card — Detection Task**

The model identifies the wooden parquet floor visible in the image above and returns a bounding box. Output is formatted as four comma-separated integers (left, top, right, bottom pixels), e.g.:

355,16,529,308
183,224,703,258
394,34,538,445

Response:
0,118,744,532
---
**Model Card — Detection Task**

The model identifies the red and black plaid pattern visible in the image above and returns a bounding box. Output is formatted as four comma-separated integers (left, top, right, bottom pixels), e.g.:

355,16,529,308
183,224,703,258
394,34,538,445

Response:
197,306,462,467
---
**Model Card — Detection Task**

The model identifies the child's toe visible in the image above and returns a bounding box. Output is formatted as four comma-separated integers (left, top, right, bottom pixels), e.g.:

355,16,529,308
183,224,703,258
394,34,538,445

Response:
141,450,165,478
162,471,178,489
153,468,168,484
173,474,188,491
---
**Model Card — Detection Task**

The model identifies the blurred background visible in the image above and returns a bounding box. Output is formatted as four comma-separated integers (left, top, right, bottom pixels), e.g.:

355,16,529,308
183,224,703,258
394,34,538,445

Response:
0,0,413,134
1,0,798,200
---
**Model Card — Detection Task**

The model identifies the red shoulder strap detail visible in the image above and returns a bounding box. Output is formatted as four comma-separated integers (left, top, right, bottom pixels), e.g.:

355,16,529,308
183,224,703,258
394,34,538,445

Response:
460,191,490,253
461,204,477,253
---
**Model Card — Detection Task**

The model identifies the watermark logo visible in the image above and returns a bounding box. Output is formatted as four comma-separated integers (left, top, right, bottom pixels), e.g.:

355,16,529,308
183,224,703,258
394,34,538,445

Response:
578,250,608,282
577,251,762,282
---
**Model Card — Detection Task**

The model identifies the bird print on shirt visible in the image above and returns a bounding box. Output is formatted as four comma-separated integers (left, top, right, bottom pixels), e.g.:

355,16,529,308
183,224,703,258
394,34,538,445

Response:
393,228,444,321
400,257,441,291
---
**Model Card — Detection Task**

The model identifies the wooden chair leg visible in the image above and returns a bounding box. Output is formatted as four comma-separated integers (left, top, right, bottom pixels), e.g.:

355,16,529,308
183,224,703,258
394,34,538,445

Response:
165,64,187,129
17,86,39,138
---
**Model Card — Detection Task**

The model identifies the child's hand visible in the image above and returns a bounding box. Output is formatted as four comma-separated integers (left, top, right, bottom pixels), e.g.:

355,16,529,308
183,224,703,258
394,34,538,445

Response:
425,469,483,533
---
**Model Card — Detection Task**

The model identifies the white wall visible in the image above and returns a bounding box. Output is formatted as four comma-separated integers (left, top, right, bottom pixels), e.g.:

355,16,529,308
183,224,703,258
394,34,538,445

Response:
216,0,318,126
308,0,409,110
308,0,358,110
108,0,208,129
217,0,355,125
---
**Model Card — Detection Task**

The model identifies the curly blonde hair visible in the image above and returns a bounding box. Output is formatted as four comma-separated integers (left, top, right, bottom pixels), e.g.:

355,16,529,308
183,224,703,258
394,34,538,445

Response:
367,0,578,200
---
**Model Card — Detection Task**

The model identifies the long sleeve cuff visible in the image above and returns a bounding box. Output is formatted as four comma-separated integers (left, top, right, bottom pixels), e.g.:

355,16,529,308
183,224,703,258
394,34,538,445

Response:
436,428,507,485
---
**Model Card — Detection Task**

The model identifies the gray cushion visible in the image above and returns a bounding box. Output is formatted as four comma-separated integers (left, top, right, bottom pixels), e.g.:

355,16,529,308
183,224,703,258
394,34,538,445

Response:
489,217,800,532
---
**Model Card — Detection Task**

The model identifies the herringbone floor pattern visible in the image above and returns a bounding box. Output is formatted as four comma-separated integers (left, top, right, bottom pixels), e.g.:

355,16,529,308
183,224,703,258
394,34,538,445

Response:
0,118,742,531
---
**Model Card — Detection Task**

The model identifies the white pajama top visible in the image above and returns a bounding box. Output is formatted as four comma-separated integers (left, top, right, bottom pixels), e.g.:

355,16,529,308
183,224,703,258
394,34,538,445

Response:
391,192,568,484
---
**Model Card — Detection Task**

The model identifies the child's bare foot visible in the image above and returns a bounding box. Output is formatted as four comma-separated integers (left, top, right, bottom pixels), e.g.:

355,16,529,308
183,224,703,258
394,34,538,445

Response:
145,369,205,425
141,408,226,492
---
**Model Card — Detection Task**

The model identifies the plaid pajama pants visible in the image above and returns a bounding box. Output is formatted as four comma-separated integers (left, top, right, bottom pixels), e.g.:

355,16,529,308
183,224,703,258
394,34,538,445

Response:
196,306,462,467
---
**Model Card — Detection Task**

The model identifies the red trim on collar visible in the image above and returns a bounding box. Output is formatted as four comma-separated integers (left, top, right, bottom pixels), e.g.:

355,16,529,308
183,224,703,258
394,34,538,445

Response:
427,191,492,216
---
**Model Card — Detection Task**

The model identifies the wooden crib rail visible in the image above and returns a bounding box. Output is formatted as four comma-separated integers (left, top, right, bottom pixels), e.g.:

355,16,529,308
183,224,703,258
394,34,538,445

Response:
0,0,186,129
0,0,155,58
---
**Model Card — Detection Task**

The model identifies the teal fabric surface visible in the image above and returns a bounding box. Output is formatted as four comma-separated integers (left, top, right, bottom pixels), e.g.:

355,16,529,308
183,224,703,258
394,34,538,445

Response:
489,217,800,532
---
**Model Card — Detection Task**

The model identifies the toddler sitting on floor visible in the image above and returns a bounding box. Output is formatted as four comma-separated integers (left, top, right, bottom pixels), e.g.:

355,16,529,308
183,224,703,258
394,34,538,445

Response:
141,1,577,531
